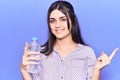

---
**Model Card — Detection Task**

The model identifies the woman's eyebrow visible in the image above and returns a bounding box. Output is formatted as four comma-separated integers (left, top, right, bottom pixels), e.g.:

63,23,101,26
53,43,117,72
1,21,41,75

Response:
59,16,66,18
49,18,55,20
49,16,66,19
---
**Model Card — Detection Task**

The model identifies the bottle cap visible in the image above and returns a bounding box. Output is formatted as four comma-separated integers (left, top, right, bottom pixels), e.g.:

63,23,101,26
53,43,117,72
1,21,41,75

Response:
32,37,38,41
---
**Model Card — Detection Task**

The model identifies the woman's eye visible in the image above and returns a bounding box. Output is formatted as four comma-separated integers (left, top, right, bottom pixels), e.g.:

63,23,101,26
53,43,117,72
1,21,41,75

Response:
61,18,67,21
49,20,55,23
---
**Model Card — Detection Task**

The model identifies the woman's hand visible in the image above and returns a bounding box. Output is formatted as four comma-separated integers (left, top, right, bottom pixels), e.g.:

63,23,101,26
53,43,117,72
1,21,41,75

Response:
92,48,119,80
20,42,40,80
95,48,119,70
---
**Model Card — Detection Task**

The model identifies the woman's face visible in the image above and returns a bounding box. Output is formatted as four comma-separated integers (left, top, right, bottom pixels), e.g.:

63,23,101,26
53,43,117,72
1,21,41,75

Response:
49,9,71,40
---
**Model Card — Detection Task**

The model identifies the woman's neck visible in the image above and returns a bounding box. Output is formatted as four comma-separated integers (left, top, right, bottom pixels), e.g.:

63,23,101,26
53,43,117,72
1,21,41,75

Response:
55,37,77,51
54,37,78,59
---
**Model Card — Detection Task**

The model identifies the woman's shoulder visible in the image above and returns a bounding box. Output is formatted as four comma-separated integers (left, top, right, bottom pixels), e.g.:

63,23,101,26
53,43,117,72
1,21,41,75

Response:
78,44,94,51
78,44,95,55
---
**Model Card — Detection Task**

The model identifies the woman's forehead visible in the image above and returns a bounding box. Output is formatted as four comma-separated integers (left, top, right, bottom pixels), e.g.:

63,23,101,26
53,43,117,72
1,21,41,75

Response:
49,9,66,18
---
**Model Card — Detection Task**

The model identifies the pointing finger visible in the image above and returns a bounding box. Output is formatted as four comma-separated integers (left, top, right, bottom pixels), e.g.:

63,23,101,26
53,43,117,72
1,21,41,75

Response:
109,48,119,61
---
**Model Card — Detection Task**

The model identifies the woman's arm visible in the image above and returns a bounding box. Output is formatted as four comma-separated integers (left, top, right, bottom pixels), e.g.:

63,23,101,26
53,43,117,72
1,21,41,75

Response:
92,48,119,80
92,69,100,80
20,63,32,80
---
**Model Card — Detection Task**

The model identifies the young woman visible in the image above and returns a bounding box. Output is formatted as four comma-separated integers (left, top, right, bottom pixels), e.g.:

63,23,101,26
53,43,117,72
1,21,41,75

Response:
20,1,119,80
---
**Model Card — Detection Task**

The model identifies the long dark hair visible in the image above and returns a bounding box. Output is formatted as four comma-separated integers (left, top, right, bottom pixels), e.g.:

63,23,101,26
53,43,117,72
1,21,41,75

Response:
41,0,86,56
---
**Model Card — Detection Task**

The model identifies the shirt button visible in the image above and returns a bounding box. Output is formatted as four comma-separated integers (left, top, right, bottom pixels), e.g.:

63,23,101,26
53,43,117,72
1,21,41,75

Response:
61,76,63,79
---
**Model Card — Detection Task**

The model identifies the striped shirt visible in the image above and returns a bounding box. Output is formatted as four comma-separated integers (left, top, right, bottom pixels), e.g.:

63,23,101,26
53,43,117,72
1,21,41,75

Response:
31,44,96,80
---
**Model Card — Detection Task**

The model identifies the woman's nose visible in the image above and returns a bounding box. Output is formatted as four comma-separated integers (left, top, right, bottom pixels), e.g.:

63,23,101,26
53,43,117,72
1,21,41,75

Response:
55,21,61,28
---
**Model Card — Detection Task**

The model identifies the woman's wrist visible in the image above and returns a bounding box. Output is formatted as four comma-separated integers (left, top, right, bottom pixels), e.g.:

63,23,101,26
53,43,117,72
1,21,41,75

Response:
94,68,100,73
93,67,101,75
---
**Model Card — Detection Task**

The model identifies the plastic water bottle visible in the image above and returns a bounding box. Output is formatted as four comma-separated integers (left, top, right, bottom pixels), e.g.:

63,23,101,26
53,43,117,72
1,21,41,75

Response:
27,37,40,73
